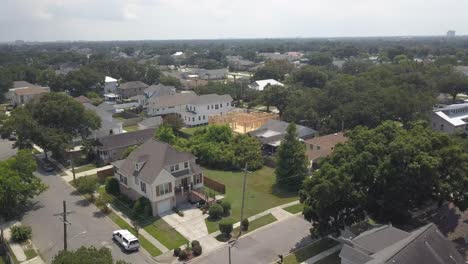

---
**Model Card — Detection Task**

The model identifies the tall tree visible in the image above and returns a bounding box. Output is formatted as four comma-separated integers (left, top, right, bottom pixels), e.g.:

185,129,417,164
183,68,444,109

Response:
154,125,177,144
275,123,308,191
262,85,290,116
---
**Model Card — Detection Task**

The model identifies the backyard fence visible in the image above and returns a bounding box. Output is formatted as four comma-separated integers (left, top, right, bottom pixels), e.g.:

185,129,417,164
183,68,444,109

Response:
97,167,114,183
204,176,226,194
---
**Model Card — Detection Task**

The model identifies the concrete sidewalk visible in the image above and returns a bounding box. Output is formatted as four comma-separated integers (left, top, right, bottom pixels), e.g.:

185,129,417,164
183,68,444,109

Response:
61,165,113,182
1,221,45,264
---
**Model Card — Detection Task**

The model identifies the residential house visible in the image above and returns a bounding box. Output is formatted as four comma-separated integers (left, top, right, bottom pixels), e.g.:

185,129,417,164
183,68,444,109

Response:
338,223,463,264
138,116,163,130
147,93,234,126
431,103,468,134
226,56,257,71
96,128,155,163
8,81,50,106
249,120,317,154
186,68,228,81
305,132,348,169
248,79,284,91
132,84,176,107
104,76,118,94
117,81,149,99
112,139,204,216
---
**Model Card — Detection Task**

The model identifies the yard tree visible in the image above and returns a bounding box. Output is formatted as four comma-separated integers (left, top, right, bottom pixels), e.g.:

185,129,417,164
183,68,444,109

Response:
163,114,184,131
290,65,328,88
300,121,468,237
262,85,290,116
307,52,333,66
275,123,308,191
438,65,468,103
52,246,129,264
253,59,294,81
2,93,101,159
0,150,47,219
230,134,263,170
154,124,177,144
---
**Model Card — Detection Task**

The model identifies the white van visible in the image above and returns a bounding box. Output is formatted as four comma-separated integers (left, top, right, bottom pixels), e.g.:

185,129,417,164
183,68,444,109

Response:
112,230,140,251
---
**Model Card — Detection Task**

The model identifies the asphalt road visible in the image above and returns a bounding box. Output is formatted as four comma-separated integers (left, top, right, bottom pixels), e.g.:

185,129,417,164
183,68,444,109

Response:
193,215,313,264
0,138,17,160
21,169,153,264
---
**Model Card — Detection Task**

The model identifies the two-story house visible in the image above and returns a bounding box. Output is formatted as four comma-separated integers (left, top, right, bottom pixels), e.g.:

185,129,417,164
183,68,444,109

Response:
431,103,468,134
147,93,234,126
117,81,149,99
112,139,204,216
304,132,348,169
8,81,50,106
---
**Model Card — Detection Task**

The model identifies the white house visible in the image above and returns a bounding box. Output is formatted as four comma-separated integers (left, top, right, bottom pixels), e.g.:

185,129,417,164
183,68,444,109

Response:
112,139,204,216
248,79,284,91
104,76,118,94
147,93,234,126
431,103,468,134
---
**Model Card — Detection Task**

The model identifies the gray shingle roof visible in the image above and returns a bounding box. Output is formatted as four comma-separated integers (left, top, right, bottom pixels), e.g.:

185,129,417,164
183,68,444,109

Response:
117,139,196,184
97,128,155,151
145,84,176,98
138,117,163,128
249,120,317,144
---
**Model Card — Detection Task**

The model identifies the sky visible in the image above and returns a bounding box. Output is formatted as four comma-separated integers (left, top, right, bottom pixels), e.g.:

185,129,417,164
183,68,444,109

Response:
0,0,467,42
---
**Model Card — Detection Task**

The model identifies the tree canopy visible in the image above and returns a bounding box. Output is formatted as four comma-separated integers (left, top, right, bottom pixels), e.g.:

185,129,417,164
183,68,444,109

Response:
52,246,129,264
300,121,468,237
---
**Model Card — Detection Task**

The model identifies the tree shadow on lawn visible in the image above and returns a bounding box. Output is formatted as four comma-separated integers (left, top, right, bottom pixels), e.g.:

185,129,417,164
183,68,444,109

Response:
290,234,316,254
270,183,299,199
215,233,232,242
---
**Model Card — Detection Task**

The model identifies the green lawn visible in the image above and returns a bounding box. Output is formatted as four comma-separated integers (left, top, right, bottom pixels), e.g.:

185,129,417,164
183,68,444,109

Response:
284,238,339,264
314,251,341,264
205,217,222,234
73,163,97,173
203,167,298,221
233,213,277,236
24,248,38,260
283,203,304,214
108,212,162,257
0,255,6,264
142,218,188,249
123,125,140,132
180,126,208,136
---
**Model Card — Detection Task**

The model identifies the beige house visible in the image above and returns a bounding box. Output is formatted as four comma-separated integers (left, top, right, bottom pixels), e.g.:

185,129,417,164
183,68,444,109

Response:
112,139,204,216
9,81,50,106
117,81,149,99
305,132,348,169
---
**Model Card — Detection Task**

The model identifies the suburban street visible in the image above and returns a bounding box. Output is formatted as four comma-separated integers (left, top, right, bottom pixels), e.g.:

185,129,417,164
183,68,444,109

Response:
0,138,17,160
21,168,153,264
193,215,313,264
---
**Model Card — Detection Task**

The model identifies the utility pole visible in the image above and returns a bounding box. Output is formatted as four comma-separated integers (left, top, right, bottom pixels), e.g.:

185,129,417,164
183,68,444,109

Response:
228,240,237,264
54,200,74,251
238,164,251,238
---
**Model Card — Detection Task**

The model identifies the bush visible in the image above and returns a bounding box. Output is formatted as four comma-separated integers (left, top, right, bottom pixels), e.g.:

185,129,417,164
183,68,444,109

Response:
173,247,181,257
74,176,98,194
132,197,152,219
105,178,120,196
178,250,188,260
95,193,112,213
192,244,202,256
208,204,223,219
241,218,249,231
191,240,200,248
220,200,231,215
219,218,234,237
10,225,32,243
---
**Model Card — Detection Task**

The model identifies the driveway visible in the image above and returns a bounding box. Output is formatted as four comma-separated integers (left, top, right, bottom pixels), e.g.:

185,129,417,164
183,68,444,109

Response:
0,138,17,160
21,169,153,264
161,204,223,252
193,215,313,264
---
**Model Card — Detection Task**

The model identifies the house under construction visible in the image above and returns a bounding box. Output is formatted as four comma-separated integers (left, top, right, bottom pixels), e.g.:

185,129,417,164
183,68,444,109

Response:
209,110,279,134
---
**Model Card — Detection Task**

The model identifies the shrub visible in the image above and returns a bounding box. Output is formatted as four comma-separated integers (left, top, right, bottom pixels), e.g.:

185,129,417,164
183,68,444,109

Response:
10,225,32,243
241,218,249,231
192,244,202,256
105,178,120,196
219,218,234,237
178,250,188,260
133,197,152,218
220,201,231,215
95,193,112,213
208,204,223,219
173,247,181,257
191,240,200,248
74,176,98,194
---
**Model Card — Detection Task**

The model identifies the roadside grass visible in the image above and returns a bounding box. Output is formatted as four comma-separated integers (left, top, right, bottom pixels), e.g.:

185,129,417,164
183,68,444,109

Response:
108,212,162,257
142,218,188,249
73,163,98,174
283,203,304,215
314,251,341,264
123,125,139,132
232,213,277,236
205,218,221,234
24,248,37,260
203,167,298,221
283,238,339,264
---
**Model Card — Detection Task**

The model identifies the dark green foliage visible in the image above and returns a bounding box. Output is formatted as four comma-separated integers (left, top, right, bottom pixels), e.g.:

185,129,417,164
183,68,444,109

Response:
208,204,223,219
132,197,152,219
191,240,200,248
241,218,249,231
307,52,333,66
159,75,182,88
173,247,181,257
220,201,231,215
74,176,98,194
300,121,468,237
10,225,32,243
262,85,290,116
290,65,328,88
219,218,235,237
178,250,188,260
52,246,128,264
105,178,120,196
192,244,202,256
154,125,177,144
163,114,184,131
275,123,308,191
253,59,294,81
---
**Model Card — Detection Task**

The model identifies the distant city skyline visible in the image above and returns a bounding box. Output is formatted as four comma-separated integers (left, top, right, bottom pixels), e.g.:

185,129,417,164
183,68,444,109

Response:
0,0,467,42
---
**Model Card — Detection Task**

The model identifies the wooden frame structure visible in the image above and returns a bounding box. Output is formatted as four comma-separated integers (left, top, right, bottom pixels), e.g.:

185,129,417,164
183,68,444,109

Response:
209,111,279,134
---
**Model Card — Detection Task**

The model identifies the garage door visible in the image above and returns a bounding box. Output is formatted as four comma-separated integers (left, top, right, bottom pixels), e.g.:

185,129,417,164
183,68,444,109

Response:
157,199,171,215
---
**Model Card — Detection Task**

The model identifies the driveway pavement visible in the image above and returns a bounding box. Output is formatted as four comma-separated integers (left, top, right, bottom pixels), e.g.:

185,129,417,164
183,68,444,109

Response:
21,168,153,264
192,215,313,264
0,138,17,160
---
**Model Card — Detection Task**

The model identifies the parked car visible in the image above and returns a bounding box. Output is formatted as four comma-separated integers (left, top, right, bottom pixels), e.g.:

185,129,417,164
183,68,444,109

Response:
112,230,140,251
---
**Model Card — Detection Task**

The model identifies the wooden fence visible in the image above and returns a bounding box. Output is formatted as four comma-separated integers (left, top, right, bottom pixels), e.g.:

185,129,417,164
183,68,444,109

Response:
203,176,226,194
97,167,114,183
